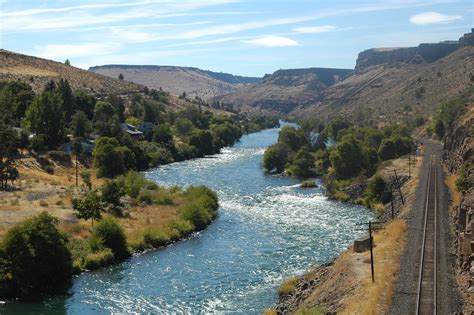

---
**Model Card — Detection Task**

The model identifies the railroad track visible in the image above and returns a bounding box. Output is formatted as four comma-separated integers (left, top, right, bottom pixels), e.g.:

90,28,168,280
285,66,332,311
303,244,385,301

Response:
416,155,438,314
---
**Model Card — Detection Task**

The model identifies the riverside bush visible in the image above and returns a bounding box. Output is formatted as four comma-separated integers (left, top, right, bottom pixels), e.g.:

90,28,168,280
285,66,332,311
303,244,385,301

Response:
0,212,72,298
82,249,114,270
91,217,130,261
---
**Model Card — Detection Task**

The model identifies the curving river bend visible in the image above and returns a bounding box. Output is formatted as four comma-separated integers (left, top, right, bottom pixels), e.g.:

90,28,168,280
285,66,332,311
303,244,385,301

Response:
3,125,374,314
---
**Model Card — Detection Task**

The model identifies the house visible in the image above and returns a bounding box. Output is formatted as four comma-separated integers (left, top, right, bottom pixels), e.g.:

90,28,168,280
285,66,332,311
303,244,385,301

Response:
120,123,144,140
138,122,154,139
60,139,95,155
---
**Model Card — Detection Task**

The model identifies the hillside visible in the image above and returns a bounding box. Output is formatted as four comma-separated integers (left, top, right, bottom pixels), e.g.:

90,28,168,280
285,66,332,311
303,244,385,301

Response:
89,65,260,100
215,67,352,114
0,49,144,96
295,46,474,125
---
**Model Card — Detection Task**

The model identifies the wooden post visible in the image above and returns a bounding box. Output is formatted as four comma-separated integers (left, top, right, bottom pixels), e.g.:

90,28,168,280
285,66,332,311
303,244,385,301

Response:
389,184,395,219
408,155,411,178
75,154,78,187
393,170,405,205
369,221,374,283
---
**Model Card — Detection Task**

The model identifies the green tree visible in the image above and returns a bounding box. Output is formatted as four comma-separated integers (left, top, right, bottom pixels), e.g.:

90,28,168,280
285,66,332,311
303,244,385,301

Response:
0,122,19,190
24,92,65,148
0,212,72,298
57,79,75,122
287,147,316,178
93,101,115,125
189,130,214,157
93,137,126,178
101,179,125,215
64,59,71,65
70,111,91,138
74,90,96,119
118,73,124,80
329,137,365,179
175,118,194,136
278,126,307,152
153,124,174,150
72,190,106,227
263,143,289,173
91,217,130,260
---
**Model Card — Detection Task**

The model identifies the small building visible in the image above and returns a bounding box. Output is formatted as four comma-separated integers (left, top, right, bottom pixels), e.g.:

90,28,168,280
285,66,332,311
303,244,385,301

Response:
61,139,95,155
120,123,144,140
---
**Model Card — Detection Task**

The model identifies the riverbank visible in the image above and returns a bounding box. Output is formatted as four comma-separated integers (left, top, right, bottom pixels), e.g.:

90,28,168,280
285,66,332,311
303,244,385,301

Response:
0,153,219,300
267,154,422,314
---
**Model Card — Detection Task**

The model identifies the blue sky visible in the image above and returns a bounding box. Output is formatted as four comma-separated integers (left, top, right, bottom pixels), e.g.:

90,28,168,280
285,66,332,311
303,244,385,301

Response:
0,0,472,76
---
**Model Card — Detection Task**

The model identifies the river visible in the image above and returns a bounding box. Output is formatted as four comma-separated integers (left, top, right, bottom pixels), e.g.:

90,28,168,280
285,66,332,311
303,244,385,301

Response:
2,125,374,314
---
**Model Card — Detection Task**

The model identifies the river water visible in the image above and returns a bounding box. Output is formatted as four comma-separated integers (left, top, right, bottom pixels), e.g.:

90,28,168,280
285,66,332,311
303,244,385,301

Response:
3,125,373,314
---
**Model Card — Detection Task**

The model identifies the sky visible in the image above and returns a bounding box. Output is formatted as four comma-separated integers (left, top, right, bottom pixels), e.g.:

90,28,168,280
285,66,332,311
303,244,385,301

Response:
0,0,472,77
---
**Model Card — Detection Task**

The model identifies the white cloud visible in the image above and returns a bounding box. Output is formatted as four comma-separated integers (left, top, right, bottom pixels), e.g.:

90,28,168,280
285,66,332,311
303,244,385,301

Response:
409,12,462,25
34,43,116,60
242,36,299,47
293,25,336,34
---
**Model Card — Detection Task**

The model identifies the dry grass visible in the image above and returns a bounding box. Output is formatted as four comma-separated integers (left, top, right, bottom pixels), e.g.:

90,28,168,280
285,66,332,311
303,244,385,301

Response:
342,219,406,315
446,173,462,213
278,277,299,296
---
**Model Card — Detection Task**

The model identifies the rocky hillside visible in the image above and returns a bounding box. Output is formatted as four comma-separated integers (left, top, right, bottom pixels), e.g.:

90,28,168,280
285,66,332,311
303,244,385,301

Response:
295,45,474,125
89,65,260,100
215,67,352,114
443,98,474,313
0,49,144,97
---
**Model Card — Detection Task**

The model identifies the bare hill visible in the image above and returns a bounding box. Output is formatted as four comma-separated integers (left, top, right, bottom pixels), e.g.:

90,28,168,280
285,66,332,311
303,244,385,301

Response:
294,46,474,125
215,67,352,113
89,65,260,100
0,49,144,96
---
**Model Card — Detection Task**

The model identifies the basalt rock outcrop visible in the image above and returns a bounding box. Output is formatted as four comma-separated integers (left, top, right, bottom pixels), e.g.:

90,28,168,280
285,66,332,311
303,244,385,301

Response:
443,100,474,313
355,29,474,72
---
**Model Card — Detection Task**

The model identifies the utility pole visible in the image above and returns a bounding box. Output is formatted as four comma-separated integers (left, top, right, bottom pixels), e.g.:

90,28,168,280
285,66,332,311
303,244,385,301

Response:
356,221,385,283
393,169,405,205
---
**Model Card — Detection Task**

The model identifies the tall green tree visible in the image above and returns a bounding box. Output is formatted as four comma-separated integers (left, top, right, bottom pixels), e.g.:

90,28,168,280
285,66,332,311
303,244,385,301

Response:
263,143,289,173
0,122,19,190
57,79,75,122
70,111,91,138
93,137,126,178
24,92,65,148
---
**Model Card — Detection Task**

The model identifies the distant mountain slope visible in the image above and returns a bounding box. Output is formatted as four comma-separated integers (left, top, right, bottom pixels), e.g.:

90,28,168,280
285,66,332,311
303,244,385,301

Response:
89,65,260,100
295,46,474,125
215,67,352,113
0,49,143,96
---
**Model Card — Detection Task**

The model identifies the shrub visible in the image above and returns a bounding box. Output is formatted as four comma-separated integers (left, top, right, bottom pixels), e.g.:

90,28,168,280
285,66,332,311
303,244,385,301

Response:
91,217,130,260
300,180,317,188
39,200,48,207
82,249,114,270
168,219,194,237
123,171,149,198
137,191,154,205
278,277,298,296
44,165,54,174
365,175,387,203
0,212,72,298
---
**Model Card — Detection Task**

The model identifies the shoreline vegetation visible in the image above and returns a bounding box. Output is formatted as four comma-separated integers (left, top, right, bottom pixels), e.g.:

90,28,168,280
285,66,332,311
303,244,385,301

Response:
264,88,473,314
0,78,279,300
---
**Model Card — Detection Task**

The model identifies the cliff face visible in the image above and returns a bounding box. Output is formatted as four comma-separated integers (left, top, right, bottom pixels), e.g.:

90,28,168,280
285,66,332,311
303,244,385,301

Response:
443,101,474,313
215,67,352,114
356,30,474,71
355,42,459,71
